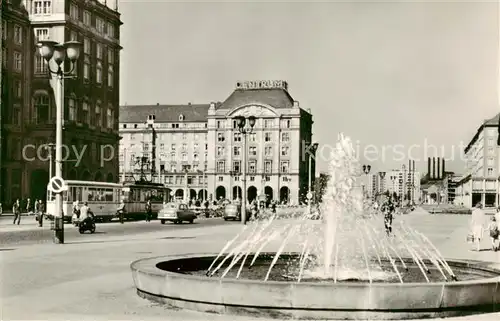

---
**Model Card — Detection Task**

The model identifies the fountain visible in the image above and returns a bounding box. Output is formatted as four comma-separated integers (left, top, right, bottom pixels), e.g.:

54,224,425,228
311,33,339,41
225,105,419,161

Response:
131,134,500,320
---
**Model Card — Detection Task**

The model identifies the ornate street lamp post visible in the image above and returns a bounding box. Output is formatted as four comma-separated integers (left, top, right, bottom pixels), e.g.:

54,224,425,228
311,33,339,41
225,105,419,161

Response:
37,40,81,244
362,164,371,198
390,175,397,200
235,115,256,225
307,143,319,207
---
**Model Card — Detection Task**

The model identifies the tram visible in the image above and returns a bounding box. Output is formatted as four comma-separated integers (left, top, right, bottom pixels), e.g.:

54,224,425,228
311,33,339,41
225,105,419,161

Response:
121,181,166,220
46,180,122,222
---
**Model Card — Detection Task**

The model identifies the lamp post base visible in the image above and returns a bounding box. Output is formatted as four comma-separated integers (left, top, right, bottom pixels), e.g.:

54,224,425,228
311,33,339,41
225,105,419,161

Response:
53,230,64,244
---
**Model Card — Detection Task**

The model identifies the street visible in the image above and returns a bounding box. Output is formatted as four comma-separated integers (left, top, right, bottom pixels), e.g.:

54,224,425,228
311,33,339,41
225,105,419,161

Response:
0,215,235,246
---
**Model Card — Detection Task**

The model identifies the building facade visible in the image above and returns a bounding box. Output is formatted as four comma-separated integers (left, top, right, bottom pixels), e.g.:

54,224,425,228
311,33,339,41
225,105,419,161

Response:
1,0,33,205
455,114,500,208
369,167,421,202
1,0,122,206
119,80,316,205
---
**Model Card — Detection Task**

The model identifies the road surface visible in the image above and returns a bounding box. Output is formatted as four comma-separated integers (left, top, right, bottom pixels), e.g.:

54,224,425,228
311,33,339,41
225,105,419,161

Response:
0,216,235,246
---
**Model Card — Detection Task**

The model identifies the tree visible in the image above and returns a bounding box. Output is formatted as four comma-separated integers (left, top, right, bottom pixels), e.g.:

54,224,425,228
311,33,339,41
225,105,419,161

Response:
313,173,330,204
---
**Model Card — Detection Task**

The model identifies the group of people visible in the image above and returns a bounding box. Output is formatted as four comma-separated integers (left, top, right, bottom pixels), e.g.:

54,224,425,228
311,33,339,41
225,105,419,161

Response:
469,202,499,252
9,198,46,227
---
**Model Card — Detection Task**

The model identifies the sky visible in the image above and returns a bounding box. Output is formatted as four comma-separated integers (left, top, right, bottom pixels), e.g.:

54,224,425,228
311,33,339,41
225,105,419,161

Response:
118,0,500,175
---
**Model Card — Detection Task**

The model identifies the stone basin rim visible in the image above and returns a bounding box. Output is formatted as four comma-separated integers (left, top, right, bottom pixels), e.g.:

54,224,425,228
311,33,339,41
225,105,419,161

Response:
130,253,500,287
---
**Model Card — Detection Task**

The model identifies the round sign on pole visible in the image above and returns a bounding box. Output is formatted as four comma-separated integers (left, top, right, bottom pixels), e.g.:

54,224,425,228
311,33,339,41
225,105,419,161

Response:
49,176,67,194
306,192,313,200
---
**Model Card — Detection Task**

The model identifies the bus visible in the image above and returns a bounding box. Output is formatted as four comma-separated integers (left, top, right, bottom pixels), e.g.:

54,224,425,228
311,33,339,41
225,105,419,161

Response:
46,180,122,223
121,181,166,220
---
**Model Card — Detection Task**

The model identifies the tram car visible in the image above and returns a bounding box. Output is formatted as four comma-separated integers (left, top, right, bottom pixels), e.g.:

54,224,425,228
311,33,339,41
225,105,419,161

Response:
46,180,122,223
120,181,166,220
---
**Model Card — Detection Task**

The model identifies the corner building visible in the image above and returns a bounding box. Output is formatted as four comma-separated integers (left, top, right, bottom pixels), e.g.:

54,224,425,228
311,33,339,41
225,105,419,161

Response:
1,0,122,206
119,81,315,205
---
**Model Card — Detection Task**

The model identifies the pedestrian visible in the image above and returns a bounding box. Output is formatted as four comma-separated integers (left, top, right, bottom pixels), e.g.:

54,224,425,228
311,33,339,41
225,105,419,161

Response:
36,199,44,227
72,201,80,225
271,200,277,214
381,197,395,236
470,202,485,252
25,198,32,216
12,199,21,225
0,202,3,216
487,216,499,252
145,199,152,222
117,199,125,224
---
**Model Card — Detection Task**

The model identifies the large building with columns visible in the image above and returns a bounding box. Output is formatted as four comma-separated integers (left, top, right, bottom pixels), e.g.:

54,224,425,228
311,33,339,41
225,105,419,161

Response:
455,114,500,208
118,80,316,204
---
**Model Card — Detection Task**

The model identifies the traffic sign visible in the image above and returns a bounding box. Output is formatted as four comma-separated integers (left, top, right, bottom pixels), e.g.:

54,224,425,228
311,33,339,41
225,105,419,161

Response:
49,176,67,194
306,192,313,199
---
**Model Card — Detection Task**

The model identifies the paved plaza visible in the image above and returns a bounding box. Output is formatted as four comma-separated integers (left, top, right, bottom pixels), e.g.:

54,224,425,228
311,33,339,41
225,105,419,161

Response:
1,209,499,321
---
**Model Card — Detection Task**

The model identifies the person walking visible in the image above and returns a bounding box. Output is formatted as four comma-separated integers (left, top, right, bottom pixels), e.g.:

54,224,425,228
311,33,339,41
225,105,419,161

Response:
25,198,32,216
117,199,125,224
145,200,152,222
487,216,499,252
470,202,486,252
12,199,21,225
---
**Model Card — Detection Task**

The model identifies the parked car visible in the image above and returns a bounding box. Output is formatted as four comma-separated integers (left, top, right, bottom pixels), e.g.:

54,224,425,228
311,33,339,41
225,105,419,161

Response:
158,202,196,224
223,203,241,221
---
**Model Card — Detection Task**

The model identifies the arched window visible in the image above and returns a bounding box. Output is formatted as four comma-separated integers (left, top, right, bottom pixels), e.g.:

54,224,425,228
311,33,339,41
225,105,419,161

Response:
95,101,102,127
82,99,90,124
34,94,50,124
179,114,184,121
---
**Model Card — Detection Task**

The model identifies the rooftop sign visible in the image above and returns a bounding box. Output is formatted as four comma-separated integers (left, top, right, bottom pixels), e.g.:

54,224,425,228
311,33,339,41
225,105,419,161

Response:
236,80,288,91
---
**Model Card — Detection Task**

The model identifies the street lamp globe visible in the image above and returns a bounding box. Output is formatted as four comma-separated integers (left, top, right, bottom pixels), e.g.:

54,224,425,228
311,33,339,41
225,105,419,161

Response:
65,41,81,61
52,44,67,65
236,116,245,129
248,116,256,128
37,40,58,61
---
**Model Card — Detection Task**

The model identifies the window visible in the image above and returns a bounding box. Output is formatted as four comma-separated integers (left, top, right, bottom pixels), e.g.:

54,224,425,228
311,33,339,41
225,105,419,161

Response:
14,80,22,98
2,20,6,40
68,98,76,122
170,164,176,172
217,133,225,142
107,105,113,129
488,168,494,176
281,146,289,156
96,17,105,33
182,143,187,151
265,146,272,156
144,143,149,151
96,62,102,84
14,25,22,44
234,132,241,142
35,53,48,74
83,10,91,25
487,157,495,166
95,103,101,127
233,161,241,173
217,146,225,156
264,119,272,128
82,102,89,124
265,161,272,173
33,0,52,15
35,28,49,42
249,132,256,142
13,52,22,71
194,153,199,162
83,57,90,80
70,3,79,19
171,144,176,151
217,120,222,128
249,146,257,156
70,31,78,41
12,105,21,125
281,161,290,173
182,133,187,140
107,23,115,38
194,143,199,150
281,119,291,128
96,43,103,60
83,38,90,54
2,48,6,68
217,161,225,172
265,132,272,142
35,94,50,124
107,47,114,64
233,146,241,156
107,65,114,87
281,132,290,142
249,160,256,173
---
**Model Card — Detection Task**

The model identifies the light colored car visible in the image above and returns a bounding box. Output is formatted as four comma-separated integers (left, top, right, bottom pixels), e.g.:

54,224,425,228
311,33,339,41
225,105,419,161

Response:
223,203,241,221
158,202,196,224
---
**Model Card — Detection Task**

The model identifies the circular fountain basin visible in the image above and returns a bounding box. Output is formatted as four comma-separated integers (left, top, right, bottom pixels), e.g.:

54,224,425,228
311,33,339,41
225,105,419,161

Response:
130,253,500,320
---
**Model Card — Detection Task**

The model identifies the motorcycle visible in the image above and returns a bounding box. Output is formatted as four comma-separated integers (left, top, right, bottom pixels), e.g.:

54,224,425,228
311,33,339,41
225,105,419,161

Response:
78,214,96,234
